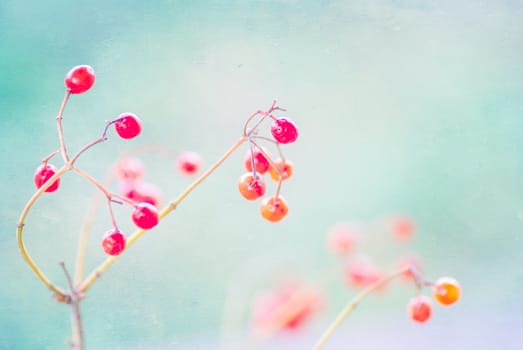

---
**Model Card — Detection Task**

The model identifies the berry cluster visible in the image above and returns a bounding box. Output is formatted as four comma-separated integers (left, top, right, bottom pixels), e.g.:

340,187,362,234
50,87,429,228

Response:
324,217,461,324
33,65,160,257
239,102,298,222
20,64,300,348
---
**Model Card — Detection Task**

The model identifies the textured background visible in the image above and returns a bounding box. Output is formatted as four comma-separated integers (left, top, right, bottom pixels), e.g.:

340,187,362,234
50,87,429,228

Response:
1,1,522,349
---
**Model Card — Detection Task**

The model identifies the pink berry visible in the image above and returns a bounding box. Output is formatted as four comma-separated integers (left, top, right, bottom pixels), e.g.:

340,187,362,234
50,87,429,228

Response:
102,229,126,256
115,157,144,180
132,202,159,230
326,223,359,256
176,151,202,176
271,117,298,144
64,65,95,94
251,281,322,334
114,113,142,139
120,180,162,207
34,163,60,192
408,295,432,323
345,259,384,290
391,216,415,240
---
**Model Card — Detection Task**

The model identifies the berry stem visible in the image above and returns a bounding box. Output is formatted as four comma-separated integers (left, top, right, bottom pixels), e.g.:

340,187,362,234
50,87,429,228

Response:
313,268,408,350
251,136,285,161
250,139,285,178
242,100,285,137
42,149,61,164
57,90,72,163
16,166,69,297
78,135,247,293
70,120,114,165
60,262,85,350
72,167,111,197
247,140,258,179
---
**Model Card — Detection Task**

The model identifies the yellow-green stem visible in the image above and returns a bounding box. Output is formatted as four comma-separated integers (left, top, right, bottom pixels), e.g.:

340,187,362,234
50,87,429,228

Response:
79,136,247,293
17,166,69,297
313,268,408,350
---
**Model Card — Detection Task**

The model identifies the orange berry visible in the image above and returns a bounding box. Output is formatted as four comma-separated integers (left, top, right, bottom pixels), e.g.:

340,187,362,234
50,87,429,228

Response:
260,195,288,222
268,158,294,181
433,277,461,305
238,173,266,200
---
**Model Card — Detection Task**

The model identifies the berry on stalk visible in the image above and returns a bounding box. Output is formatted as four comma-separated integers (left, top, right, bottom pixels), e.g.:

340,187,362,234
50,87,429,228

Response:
34,163,60,192
268,158,294,181
244,147,271,174
433,277,461,306
238,173,266,200
271,117,298,144
114,113,142,139
102,229,126,256
132,202,159,230
260,195,288,222
408,295,432,323
64,65,95,94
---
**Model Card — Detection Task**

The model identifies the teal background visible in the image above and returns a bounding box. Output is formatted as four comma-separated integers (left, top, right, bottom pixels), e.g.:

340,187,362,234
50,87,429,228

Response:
1,1,522,349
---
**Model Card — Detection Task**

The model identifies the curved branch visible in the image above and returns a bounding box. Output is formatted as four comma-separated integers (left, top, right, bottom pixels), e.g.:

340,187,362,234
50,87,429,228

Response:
16,166,69,297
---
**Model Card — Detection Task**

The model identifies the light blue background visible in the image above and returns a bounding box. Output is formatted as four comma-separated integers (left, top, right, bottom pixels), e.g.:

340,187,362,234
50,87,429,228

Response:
1,1,522,349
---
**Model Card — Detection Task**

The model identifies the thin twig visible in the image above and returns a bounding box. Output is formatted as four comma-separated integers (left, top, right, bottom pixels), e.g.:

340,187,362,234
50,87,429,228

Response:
60,262,84,350
57,90,72,163
313,268,408,350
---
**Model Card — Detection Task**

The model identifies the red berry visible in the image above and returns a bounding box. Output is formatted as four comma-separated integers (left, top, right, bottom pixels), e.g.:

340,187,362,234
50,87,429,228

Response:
260,195,288,222
271,117,298,144
114,113,142,139
238,173,266,200
132,202,159,230
64,65,95,94
433,277,461,306
34,163,60,192
268,158,294,181
244,147,271,174
102,229,126,256
115,157,144,180
408,295,432,323
176,151,202,176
